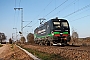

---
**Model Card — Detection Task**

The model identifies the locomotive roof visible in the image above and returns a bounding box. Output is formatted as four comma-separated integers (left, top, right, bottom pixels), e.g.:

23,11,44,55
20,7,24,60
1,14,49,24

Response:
51,18,67,21
34,17,68,31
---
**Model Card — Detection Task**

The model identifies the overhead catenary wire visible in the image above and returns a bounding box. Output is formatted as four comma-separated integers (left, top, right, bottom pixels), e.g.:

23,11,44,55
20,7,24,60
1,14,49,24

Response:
32,0,69,29
13,0,18,40
23,21,32,28
32,0,69,27
14,0,21,27
43,0,54,11
15,0,16,7
69,8,90,21
14,0,22,32
13,0,90,37
14,9,16,28
14,0,17,28
31,1,90,27
70,14,90,22
31,0,54,26
19,0,21,7
32,0,54,21
47,0,77,20
63,4,90,18
32,0,69,31
43,0,68,17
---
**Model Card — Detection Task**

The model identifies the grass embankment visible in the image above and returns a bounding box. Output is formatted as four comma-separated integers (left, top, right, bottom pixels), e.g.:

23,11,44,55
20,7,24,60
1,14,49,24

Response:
24,48,69,60
0,44,3,47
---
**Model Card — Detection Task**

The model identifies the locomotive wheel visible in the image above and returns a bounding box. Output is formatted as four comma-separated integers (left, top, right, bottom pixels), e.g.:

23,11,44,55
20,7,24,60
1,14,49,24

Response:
45,43,48,46
50,41,53,46
45,41,49,46
64,40,67,45
39,42,43,46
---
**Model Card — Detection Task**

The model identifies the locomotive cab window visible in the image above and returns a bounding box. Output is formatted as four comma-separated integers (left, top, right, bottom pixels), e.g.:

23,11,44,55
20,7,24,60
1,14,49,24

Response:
61,22,68,28
53,22,60,28
53,22,60,25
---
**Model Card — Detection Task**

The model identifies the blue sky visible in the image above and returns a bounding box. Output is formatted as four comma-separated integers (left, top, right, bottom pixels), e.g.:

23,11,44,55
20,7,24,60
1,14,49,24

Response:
0,0,90,41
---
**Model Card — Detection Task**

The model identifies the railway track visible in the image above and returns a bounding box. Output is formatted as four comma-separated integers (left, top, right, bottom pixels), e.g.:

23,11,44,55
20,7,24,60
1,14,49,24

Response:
25,43,90,51
20,43,90,60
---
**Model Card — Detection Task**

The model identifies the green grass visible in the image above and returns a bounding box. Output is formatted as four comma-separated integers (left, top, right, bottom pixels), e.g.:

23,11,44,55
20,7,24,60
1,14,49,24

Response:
0,44,3,47
11,44,14,48
24,48,69,60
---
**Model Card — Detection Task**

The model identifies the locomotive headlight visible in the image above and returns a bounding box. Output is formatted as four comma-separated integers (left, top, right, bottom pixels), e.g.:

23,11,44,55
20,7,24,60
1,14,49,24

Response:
60,33,63,34
51,31,54,35
52,33,54,35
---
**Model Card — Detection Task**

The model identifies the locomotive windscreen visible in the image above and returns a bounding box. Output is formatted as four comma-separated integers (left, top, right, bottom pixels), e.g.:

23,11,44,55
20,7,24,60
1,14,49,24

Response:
52,19,70,34
61,22,68,28
53,21,68,29
53,22,61,28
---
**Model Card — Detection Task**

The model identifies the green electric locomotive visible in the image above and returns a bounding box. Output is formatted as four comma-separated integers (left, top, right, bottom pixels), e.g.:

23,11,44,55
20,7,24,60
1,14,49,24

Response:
34,17,71,46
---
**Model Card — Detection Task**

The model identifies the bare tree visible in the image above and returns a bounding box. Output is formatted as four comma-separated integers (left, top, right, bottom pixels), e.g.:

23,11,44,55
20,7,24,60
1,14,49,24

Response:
20,36,26,44
27,33,34,44
72,32,78,38
9,38,12,44
0,33,6,43
72,31,79,45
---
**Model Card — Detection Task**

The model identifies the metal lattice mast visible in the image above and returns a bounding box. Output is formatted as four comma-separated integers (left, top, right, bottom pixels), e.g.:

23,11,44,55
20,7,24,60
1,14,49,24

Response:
14,8,23,36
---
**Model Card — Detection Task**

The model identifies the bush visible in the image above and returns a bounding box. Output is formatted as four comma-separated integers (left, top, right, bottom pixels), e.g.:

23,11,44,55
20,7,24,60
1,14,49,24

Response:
20,36,26,44
27,33,34,44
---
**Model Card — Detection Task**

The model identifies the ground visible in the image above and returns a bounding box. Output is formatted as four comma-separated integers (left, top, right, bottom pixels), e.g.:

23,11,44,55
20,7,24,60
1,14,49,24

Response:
0,44,33,60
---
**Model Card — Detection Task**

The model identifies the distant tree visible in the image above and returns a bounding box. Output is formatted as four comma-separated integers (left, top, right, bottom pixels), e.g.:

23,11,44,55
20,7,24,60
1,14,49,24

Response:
72,31,79,44
20,36,26,44
27,33,34,43
72,32,78,38
9,38,12,44
0,33,6,43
